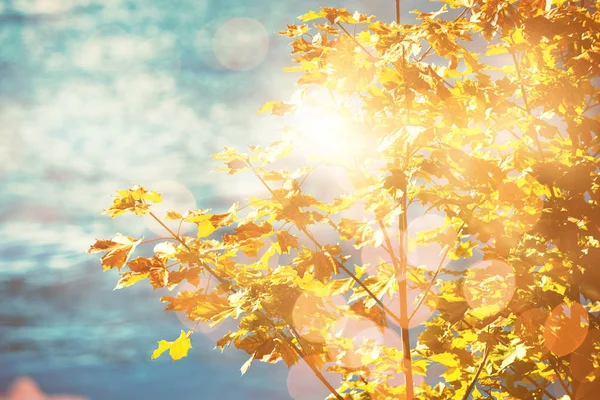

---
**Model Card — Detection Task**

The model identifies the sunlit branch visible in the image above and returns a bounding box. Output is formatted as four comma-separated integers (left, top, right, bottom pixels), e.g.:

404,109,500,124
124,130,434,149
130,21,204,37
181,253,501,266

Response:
336,23,377,59
177,217,184,237
297,163,322,190
549,358,572,397
417,8,469,62
284,327,345,400
246,161,404,326
461,344,489,400
140,237,177,245
148,210,228,286
510,51,546,161
408,222,466,322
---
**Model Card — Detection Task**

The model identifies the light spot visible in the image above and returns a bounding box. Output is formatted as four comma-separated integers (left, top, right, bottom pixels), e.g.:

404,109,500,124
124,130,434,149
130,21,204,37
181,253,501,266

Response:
326,316,383,369
287,357,339,400
384,288,436,329
543,302,589,357
212,18,269,71
408,214,455,272
292,293,346,344
463,260,516,319
514,308,550,355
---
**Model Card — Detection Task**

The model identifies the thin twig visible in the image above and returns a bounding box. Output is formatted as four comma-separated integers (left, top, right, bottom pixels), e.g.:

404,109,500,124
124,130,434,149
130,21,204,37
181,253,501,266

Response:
336,22,377,59
283,329,344,400
247,162,403,326
461,345,490,400
140,237,177,245
408,222,466,321
510,51,545,161
148,211,228,286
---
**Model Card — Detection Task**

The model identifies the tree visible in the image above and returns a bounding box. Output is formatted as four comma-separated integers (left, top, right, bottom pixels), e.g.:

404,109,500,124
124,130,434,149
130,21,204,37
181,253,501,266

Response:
88,0,600,399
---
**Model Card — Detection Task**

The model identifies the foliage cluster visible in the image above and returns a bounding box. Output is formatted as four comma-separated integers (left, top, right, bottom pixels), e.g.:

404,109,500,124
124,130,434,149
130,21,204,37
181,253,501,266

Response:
89,1,600,398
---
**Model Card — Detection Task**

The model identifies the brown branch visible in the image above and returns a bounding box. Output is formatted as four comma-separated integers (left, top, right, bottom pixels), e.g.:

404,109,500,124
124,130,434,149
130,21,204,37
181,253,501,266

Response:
549,359,572,397
300,226,403,326
284,328,344,400
461,345,490,400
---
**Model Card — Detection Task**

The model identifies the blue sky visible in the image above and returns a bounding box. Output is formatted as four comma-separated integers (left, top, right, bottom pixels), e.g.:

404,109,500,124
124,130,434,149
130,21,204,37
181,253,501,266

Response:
0,0,445,398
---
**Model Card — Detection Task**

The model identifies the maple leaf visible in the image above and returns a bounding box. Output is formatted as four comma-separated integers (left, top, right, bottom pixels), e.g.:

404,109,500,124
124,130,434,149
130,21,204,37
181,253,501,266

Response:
151,330,192,361
277,24,309,38
104,185,162,218
88,234,142,271
114,272,149,290
276,231,299,254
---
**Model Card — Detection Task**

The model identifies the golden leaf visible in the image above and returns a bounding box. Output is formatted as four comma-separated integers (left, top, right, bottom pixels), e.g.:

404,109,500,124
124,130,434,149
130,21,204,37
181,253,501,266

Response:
151,330,192,361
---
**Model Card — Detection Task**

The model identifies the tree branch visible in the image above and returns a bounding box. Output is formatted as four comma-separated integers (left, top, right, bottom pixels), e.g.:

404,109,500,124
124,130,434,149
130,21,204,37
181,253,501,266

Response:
461,345,490,400
408,222,466,322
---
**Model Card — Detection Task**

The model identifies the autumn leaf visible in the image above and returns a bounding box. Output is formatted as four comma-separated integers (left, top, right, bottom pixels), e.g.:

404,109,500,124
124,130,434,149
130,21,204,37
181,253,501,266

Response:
104,185,162,218
151,330,192,361
88,233,142,271
114,272,149,290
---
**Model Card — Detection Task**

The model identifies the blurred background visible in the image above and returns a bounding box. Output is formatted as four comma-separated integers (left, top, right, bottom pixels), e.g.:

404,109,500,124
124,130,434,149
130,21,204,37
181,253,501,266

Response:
0,0,441,398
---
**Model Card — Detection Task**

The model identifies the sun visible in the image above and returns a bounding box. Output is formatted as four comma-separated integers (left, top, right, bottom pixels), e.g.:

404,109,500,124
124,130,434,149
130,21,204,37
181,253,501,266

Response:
286,88,360,162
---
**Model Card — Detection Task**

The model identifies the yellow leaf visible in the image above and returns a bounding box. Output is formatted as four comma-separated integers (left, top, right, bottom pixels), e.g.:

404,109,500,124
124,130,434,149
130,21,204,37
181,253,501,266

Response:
114,272,149,290
259,244,277,268
298,10,325,22
151,330,192,361
105,186,162,218
355,264,367,280
153,242,177,258
88,234,142,271
430,352,460,368
485,45,509,56
257,101,295,116
197,219,216,238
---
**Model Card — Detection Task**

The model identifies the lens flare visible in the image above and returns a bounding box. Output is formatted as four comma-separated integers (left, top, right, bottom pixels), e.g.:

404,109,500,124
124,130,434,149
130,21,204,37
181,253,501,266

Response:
543,302,589,357
212,18,269,71
514,308,550,355
408,214,456,272
325,316,383,369
463,260,516,318
292,293,346,343
287,357,339,400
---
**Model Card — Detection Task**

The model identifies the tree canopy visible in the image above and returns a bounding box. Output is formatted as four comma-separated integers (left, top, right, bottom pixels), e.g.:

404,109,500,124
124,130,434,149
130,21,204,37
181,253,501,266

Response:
89,1,600,398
